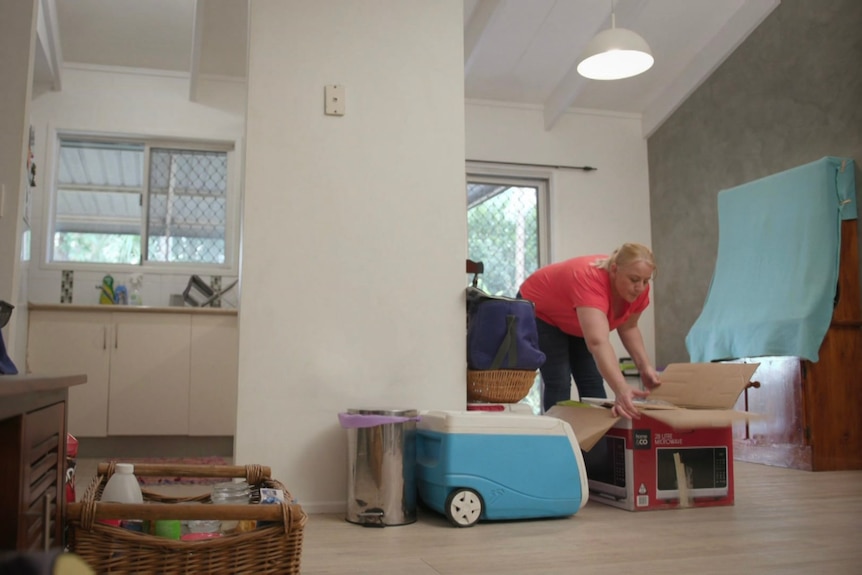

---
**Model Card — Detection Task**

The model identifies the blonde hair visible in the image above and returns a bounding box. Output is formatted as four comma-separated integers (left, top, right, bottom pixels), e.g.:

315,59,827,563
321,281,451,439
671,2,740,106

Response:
593,243,656,276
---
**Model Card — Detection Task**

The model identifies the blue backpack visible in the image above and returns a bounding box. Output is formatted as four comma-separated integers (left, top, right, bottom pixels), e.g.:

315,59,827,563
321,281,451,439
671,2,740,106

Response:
466,287,546,370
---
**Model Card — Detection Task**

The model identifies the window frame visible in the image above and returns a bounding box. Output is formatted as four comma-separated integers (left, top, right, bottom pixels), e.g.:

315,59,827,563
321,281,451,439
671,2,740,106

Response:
42,129,242,276
466,162,552,284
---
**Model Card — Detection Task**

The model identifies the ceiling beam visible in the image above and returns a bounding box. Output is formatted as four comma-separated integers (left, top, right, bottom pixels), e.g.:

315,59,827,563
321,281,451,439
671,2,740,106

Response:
641,0,781,138
37,0,63,91
542,0,649,131
464,0,502,75
188,0,205,102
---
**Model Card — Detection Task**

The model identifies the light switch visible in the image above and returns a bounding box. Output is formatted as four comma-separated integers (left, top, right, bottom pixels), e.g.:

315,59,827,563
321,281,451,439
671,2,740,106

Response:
324,84,345,116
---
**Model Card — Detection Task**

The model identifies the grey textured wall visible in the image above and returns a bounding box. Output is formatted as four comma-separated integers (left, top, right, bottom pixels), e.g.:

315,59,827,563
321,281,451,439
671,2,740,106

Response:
648,0,862,366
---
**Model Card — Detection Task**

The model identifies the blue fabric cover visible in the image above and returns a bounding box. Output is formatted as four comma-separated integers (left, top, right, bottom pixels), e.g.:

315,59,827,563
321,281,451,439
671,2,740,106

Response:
686,157,857,363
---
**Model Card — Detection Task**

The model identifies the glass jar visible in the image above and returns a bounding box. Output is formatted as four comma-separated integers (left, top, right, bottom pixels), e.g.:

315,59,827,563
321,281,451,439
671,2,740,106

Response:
186,518,221,534
181,500,219,535
211,480,250,533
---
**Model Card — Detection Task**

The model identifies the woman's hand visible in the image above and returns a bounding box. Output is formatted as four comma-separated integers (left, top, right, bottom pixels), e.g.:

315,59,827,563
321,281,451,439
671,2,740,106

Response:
610,384,650,420
641,365,661,390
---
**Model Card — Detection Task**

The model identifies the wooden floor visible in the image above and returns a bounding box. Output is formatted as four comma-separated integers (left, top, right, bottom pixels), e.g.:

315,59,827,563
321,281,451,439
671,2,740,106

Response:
75,460,862,574
301,462,862,575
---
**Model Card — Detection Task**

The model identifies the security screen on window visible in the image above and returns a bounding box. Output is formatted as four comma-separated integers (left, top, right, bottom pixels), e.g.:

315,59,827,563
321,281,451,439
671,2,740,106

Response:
52,137,230,266
466,175,547,297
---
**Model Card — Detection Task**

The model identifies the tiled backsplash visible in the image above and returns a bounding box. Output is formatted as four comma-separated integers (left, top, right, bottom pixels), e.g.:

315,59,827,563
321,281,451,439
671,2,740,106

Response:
27,270,239,308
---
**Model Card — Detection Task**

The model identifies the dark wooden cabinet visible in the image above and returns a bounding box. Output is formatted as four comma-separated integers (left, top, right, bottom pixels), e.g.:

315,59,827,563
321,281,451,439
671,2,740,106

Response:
732,220,862,471
0,374,86,551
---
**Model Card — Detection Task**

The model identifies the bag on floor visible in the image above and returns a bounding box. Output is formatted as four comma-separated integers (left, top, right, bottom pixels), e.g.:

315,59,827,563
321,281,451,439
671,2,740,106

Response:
466,287,546,370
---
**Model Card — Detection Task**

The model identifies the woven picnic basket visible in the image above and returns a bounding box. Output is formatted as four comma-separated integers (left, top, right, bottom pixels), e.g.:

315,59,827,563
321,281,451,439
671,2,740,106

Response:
466,369,538,403
66,462,307,575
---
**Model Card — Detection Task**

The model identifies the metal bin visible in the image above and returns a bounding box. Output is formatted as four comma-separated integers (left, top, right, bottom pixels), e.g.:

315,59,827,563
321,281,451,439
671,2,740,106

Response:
343,408,418,526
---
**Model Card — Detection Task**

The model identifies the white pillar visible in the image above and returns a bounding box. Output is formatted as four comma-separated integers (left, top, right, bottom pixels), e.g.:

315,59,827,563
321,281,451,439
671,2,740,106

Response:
0,0,37,363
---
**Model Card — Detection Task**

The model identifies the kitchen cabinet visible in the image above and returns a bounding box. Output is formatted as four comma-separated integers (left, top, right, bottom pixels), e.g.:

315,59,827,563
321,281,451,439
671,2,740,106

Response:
27,306,238,437
107,312,191,435
0,374,86,551
189,314,239,435
27,311,110,437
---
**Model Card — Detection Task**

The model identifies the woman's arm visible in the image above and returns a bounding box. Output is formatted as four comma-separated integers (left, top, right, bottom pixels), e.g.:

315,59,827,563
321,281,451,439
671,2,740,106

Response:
617,313,661,390
576,307,649,419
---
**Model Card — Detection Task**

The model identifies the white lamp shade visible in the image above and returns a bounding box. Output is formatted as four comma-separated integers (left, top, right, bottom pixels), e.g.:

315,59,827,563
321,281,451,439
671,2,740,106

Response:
577,27,654,80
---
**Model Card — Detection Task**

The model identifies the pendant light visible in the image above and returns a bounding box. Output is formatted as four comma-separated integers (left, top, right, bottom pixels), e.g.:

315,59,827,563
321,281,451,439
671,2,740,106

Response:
577,0,654,81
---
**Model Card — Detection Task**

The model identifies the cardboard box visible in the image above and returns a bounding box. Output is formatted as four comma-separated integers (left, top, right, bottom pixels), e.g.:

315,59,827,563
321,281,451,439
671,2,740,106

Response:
547,362,760,511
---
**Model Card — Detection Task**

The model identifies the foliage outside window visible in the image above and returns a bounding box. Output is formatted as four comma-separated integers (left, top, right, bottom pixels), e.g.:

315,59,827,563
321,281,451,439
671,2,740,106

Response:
52,136,233,268
466,175,548,297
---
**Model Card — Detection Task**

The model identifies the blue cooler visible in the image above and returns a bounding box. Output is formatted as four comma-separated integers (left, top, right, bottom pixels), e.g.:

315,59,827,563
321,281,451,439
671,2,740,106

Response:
416,410,588,527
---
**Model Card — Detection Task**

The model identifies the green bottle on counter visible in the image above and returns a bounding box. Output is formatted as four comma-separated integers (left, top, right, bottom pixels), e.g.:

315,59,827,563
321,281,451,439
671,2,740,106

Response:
98,275,115,305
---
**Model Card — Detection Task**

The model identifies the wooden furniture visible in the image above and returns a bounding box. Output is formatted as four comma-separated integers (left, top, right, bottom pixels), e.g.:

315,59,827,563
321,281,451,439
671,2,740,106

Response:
27,305,238,437
732,219,862,471
466,259,484,287
0,373,86,551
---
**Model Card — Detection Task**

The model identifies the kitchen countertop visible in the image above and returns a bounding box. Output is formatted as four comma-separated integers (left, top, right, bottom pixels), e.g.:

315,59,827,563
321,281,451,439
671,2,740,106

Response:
0,373,87,399
29,303,238,316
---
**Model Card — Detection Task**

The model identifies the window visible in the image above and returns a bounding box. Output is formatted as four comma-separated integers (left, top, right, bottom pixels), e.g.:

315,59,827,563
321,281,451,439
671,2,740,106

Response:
51,136,234,268
467,171,550,415
466,173,549,296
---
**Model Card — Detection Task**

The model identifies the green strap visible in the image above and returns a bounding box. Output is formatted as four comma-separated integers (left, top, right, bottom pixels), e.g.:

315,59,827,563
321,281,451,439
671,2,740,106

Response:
490,315,518,369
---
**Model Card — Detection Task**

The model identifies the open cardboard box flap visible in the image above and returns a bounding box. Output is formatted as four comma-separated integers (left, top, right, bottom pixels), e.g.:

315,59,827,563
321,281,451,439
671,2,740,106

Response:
546,403,618,452
649,362,759,409
546,362,761,451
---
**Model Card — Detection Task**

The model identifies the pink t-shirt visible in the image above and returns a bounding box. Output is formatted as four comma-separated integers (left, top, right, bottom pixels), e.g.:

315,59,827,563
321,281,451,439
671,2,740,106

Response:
519,255,650,337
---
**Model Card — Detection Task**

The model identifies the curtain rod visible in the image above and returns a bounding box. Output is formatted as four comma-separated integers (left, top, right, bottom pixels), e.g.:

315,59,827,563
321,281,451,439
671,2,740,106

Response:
466,159,597,172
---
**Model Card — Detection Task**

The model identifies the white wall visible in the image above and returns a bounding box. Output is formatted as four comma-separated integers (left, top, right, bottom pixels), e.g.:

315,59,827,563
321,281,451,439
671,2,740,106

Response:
465,101,655,371
0,0,37,366
26,67,246,310
17,1,654,512
236,0,466,511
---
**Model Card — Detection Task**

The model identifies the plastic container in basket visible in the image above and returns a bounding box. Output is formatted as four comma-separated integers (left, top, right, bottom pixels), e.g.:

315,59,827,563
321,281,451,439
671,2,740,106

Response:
467,369,538,403
66,462,307,575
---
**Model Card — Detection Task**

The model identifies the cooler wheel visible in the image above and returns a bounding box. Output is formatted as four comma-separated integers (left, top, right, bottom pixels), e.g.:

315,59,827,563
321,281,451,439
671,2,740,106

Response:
445,488,483,527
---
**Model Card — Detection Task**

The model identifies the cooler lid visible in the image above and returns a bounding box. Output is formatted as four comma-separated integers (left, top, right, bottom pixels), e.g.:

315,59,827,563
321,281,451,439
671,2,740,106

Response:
417,410,569,437
347,407,419,417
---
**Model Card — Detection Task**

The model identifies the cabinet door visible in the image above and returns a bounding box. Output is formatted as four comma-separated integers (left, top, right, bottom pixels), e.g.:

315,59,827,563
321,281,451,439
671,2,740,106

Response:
27,311,110,437
189,315,238,435
22,402,66,550
108,313,191,435
731,356,812,470
0,402,66,551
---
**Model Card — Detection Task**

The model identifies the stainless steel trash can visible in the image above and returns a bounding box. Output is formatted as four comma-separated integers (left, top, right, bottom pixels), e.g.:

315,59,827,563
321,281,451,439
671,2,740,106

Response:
345,408,418,526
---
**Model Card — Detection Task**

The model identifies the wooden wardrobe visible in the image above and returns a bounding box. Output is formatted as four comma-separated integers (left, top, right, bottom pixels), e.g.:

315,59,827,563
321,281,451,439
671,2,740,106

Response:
731,219,862,471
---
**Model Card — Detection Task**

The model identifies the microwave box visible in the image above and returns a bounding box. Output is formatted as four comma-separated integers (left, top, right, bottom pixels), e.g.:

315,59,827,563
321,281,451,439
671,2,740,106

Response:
547,362,760,511
580,417,733,511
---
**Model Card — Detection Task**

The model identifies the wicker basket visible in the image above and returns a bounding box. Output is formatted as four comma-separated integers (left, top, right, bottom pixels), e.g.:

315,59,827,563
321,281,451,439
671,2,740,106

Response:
467,369,538,403
66,463,307,575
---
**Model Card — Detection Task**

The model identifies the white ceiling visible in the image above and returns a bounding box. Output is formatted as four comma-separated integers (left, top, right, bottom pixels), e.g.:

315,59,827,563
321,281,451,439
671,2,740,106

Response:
34,0,780,136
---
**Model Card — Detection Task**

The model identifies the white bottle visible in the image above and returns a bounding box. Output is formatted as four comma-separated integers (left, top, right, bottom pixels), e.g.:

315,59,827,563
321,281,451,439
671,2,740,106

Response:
128,274,144,306
129,287,143,306
99,463,144,531
101,463,143,504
